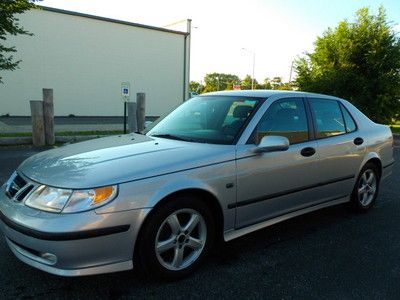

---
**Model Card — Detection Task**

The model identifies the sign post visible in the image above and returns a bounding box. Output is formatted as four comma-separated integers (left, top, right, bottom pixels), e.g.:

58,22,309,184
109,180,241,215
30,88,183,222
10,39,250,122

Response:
121,82,130,133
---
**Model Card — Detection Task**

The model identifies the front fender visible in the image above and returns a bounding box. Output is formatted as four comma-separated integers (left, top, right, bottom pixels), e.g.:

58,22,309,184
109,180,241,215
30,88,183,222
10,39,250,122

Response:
139,177,221,209
95,161,236,231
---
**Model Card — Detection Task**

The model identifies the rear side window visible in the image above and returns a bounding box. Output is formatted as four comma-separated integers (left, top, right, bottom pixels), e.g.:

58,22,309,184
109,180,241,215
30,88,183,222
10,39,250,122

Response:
309,99,346,138
252,98,309,144
340,104,357,133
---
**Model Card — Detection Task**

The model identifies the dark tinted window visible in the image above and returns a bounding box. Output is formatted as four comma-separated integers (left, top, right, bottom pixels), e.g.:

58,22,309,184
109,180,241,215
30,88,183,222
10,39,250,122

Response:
309,99,346,138
340,104,357,132
253,98,309,144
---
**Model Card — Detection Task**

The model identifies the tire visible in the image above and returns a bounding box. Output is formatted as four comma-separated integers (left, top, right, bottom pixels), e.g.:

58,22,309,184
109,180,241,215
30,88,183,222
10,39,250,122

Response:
351,162,380,212
137,195,215,280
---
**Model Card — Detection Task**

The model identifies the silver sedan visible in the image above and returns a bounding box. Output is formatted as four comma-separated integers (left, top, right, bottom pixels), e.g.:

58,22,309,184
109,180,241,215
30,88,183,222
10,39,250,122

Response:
0,90,394,280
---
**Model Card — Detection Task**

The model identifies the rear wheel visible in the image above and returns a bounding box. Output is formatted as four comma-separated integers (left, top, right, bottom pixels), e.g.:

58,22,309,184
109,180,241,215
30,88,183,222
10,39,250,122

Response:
137,196,215,280
351,163,380,212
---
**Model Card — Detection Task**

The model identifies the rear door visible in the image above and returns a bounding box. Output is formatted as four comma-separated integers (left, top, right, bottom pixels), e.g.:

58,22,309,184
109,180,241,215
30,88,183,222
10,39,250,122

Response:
306,97,366,199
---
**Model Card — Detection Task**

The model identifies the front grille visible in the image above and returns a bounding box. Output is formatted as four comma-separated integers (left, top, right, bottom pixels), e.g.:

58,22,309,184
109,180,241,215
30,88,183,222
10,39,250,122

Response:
5,172,34,201
15,185,34,200
7,174,27,198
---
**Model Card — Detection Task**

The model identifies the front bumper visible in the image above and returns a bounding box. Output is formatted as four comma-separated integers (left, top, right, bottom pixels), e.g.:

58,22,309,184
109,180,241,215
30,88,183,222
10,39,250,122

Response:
0,188,150,276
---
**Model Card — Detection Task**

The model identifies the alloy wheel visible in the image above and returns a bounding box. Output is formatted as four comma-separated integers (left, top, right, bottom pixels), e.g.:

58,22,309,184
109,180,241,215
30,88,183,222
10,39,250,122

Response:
155,208,207,271
357,169,377,207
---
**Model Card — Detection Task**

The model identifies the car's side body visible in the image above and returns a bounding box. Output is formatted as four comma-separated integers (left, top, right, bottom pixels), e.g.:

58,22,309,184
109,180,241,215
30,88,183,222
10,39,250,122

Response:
0,90,394,276
97,93,393,233
96,91,394,240
228,91,393,239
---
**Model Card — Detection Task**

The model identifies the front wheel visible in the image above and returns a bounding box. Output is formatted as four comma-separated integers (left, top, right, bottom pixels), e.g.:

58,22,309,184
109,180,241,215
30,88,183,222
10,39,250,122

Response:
351,163,380,212
137,196,215,280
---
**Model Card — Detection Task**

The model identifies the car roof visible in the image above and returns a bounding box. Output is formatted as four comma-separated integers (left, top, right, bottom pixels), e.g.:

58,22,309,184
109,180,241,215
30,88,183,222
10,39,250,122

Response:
201,89,342,101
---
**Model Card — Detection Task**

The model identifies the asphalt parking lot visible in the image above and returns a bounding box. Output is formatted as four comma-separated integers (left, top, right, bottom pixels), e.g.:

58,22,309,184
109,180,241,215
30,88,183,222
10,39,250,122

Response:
0,143,399,299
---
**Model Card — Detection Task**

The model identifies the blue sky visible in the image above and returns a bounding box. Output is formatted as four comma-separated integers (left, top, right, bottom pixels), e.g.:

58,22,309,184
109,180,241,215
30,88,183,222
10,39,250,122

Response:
40,0,400,82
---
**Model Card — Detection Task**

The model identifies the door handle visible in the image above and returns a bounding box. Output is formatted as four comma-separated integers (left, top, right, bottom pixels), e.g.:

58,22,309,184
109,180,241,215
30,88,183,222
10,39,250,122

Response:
354,137,364,145
300,147,316,157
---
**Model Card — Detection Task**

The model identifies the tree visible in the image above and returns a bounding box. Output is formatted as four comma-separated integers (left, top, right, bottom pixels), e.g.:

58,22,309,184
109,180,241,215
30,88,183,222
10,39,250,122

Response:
0,0,39,83
241,74,259,90
295,6,400,123
189,81,204,94
262,77,293,90
263,78,272,89
275,82,294,90
270,77,283,89
203,73,240,92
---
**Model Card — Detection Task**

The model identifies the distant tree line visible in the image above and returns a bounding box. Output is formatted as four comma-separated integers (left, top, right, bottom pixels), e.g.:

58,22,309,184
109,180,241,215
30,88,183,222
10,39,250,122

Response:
189,73,293,94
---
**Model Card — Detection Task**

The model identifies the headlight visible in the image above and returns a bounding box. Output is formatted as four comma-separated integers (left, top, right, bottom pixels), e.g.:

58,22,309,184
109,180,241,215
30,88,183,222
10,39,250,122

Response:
25,185,117,213
63,186,117,213
25,185,72,213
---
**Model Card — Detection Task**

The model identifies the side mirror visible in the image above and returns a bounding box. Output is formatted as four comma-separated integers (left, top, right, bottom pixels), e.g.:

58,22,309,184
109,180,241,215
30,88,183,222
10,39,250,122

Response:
254,135,289,153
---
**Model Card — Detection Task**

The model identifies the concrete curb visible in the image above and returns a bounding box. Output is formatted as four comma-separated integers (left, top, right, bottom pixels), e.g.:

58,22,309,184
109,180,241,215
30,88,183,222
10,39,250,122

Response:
0,135,106,146
0,137,32,146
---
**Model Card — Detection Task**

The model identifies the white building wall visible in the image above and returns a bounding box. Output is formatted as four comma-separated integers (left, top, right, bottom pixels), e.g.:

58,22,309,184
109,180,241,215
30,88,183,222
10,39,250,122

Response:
0,8,187,116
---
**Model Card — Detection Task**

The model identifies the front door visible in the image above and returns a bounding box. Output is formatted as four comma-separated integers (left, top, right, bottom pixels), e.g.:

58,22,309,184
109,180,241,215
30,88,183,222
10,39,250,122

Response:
235,97,321,229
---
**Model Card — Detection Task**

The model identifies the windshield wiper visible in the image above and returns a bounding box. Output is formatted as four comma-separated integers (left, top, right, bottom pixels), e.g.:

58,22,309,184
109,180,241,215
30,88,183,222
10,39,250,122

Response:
149,133,194,142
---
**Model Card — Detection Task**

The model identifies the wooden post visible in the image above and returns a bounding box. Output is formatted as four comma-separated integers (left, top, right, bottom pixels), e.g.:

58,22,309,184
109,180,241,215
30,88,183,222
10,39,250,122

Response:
43,88,55,145
30,101,45,147
136,93,146,132
127,102,138,133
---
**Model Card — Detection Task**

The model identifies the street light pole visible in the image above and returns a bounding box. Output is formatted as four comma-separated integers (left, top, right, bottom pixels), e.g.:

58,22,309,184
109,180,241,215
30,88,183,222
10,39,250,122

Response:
251,52,255,90
289,60,294,83
242,48,256,90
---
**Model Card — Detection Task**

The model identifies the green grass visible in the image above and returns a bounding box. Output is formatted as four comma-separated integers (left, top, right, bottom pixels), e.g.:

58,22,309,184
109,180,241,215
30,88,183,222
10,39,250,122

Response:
0,130,124,137
0,132,32,137
390,125,400,134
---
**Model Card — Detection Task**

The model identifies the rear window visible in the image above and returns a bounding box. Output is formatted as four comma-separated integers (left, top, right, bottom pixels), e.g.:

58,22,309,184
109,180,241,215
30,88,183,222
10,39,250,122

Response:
309,99,346,138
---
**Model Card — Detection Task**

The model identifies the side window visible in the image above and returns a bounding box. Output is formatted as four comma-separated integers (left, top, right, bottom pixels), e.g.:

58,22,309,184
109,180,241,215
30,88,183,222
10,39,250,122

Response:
340,104,357,133
309,99,346,138
252,98,309,144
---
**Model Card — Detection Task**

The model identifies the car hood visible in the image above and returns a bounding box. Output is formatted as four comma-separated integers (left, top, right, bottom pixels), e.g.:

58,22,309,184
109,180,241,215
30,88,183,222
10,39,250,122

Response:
18,134,235,189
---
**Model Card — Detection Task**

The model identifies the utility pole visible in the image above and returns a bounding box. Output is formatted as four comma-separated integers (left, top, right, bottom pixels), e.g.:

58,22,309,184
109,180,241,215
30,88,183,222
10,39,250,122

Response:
186,19,192,99
163,19,196,100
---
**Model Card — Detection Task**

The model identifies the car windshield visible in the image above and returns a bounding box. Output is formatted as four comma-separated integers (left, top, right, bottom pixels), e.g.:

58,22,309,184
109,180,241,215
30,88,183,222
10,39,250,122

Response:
146,96,261,144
